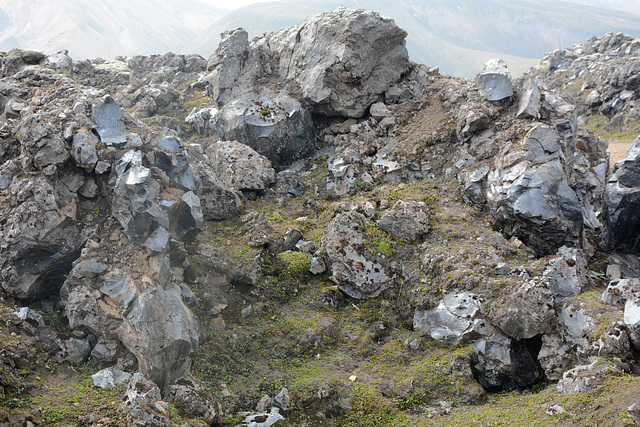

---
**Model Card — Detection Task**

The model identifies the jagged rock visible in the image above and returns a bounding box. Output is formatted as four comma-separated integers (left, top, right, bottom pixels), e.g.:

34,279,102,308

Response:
71,129,99,172
166,191,203,244
208,8,409,118
185,107,217,136
167,377,223,424
112,151,163,241
152,147,198,191
322,211,394,299
378,199,431,243
413,292,481,346
127,403,170,427
603,137,640,252
0,176,82,300
256,395,272,412
542,246,589,299
414,292,542,391
628,403,640,426
476,59,513,101
117,286,200,391
309,257,326,275
556,359,623,395
17,114,70,170
487,276,555,340
190,149,244,220
274,387,290,410
93,95,126,146
213,92,315,166
370,102,392,120
205,141,276,192
14,307,44,327
517,79,541,119
486,125,583,256
124,372,162,407
92,366,133,389
538,334,576,381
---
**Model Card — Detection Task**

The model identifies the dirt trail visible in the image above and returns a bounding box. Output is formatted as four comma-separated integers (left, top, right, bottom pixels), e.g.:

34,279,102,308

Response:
608,139,634,164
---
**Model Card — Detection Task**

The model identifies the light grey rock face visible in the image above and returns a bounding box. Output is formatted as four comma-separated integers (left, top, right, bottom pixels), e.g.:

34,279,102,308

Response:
322,211,394,299
208,8,409,118
488,277,555,341
192,161,243,220
603,137,640,252
487,125,583,256
476,59,513,101
517,79,541,119
93,95,126,146
205,141,276,192
542,246,589,300
53,337,91,365
556,359,623,396
213,92,315,166
413,292,481,346
624,296,640,338
167,377,223,424
117,287,200,391
378,199,431,243
92,366,133,389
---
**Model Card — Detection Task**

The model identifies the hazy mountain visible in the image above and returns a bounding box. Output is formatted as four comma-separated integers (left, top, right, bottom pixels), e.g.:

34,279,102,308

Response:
184,0,640,78
568,0,640,14
0,0,228,59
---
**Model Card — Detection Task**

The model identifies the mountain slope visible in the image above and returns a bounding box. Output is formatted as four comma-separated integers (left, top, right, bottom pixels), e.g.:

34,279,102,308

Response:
0,0,228,59
184,0,640,77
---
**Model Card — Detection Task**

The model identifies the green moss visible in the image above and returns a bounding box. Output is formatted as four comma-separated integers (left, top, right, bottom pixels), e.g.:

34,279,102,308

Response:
277,251,310,279
365,222,396,257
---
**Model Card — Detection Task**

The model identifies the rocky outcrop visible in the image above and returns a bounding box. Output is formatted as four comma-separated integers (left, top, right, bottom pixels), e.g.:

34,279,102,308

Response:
202,7,409,166
476,59,513,102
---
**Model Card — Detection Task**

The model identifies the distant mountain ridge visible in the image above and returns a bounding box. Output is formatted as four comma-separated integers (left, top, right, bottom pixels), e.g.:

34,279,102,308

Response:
183,0,640,77
0,0,228,59
0,0,639,78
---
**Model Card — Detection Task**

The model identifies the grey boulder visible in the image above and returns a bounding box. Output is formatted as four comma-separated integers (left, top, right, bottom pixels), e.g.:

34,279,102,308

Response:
378,199,431,243
322,211,394,299
476,59,513,101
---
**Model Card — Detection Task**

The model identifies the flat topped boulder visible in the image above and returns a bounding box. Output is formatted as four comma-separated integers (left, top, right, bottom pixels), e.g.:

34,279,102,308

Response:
476,59,513,101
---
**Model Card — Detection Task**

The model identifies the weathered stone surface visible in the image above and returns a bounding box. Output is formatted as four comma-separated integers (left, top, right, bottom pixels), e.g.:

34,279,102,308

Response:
240,407,284,427
414,292,542,391
167,377,223,424
127,404,170,427
602,278,640,305
205,141,276,192
556,359,623,396
208,8,409,118
378,199,431,243
488,276,555,340
476,59,513,101
71,129,99,172
322,211,394,299
517,78,541,119
542,246,589,299
0,176,82,300
92,366,133,389
117,287,200,391
486,125,584,256
413,292,481,346
213,93,315,166
93,95,126,146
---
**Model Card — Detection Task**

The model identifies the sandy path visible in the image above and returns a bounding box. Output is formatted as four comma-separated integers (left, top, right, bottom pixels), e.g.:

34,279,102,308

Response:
608,140,634,164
